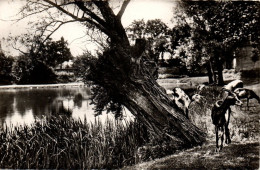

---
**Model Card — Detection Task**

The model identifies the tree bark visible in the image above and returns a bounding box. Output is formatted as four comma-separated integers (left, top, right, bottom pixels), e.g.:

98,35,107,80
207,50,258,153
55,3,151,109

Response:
214,52,224,85
206,61,214,84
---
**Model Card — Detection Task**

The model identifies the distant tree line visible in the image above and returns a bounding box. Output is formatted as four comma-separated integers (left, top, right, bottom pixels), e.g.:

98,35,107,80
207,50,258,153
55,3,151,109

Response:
0,37,72,85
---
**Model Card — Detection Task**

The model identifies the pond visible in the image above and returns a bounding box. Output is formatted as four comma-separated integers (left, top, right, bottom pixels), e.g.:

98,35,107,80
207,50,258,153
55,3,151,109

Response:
0,86,133,127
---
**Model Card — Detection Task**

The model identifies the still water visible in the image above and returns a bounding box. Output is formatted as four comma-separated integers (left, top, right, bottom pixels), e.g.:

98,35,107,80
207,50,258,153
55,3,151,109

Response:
0,86,133,127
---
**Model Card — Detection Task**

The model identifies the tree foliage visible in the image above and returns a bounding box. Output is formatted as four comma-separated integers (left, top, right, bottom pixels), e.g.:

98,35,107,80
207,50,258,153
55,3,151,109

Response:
7,34,73,84
0,50,14,84
12,55,57,84
9,35,73,68
37,37,73,67
176,1,260,83
127,19,171,64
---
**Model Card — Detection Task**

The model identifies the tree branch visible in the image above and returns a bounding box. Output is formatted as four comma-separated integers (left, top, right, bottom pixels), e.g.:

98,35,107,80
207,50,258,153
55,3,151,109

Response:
93,1,117,23
42,0,111,36
117,0,130,19
42,20,78,44
74,1,109,29
11,44,28,55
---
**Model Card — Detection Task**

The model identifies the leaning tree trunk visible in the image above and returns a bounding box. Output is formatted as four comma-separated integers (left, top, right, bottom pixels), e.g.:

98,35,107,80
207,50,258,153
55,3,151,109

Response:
122,75,206,146
89,38,206,147
85,2,206,147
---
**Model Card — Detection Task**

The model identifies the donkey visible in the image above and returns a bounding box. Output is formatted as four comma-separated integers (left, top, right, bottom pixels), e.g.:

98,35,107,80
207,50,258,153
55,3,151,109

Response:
211,91,242,152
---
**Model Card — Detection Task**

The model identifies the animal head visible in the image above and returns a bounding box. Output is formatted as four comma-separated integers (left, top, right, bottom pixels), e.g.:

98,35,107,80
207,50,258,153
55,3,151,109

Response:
226,91,243,106
191,94,204,103
197,84,206,91
172,87,191,108
172,87,185,97
215,100,224,107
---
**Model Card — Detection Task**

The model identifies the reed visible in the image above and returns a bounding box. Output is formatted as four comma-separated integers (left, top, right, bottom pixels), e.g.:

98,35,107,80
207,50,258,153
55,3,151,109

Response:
0,115,150,169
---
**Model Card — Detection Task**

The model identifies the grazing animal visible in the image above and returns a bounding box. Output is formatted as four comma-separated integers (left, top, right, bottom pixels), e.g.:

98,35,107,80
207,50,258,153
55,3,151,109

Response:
197,84,206,91
169,87,191,119
211,92,242,152
191,94,205,103
223,79,243,92
168,88,204,119
234,88,260,109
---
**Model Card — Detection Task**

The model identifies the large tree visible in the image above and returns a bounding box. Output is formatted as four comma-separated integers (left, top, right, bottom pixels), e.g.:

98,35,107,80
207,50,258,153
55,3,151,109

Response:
8,34,73,68
17,0,205,146
8,35,73,84
178,1,260,85
126,19,171,64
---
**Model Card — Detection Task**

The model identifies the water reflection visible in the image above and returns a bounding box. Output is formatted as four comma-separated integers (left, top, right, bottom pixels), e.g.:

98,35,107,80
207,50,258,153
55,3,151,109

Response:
0,87,130,127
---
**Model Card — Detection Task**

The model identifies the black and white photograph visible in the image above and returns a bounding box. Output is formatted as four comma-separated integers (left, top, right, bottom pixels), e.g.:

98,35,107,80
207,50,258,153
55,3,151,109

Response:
0,0,259,169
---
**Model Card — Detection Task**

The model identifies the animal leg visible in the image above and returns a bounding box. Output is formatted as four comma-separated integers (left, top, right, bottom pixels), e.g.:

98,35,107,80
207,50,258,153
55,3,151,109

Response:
226,108,231,126
215,126,219,152
225,124,231,144
219,126,224,151
225,108,231,144
247,98,249,110
186,109,189,119
185,108,189,119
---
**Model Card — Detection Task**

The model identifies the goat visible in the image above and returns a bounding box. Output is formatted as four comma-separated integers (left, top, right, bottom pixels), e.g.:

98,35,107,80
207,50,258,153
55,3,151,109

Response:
234,88,260,109
197,84,206,91
191,94,205,103
223,79,243,92
211,91,243,152
168,87,204,119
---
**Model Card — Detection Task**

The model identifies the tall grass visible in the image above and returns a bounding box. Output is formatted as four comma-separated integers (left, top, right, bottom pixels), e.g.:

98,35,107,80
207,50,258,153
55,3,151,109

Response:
0,115,150,169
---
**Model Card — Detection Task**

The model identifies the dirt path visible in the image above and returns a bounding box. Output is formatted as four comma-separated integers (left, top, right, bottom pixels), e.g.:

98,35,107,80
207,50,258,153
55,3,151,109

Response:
128,140,259,169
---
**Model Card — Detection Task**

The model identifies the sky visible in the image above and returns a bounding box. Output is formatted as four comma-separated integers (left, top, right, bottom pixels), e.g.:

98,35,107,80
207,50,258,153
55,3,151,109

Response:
0,0,176,57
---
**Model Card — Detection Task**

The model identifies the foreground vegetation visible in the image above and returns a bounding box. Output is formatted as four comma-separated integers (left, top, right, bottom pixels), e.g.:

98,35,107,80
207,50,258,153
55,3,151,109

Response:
0,114,182,169
0,85,259,169
0,116,141,169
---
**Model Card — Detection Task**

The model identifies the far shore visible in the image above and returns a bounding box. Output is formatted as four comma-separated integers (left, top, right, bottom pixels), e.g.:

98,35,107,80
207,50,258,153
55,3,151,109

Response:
0,77,208,90
0,82,85,89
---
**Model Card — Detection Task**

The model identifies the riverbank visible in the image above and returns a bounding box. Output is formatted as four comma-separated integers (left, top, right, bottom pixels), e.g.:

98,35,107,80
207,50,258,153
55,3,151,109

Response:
0,77,259,169
127,140,259,169
0,82,85,89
